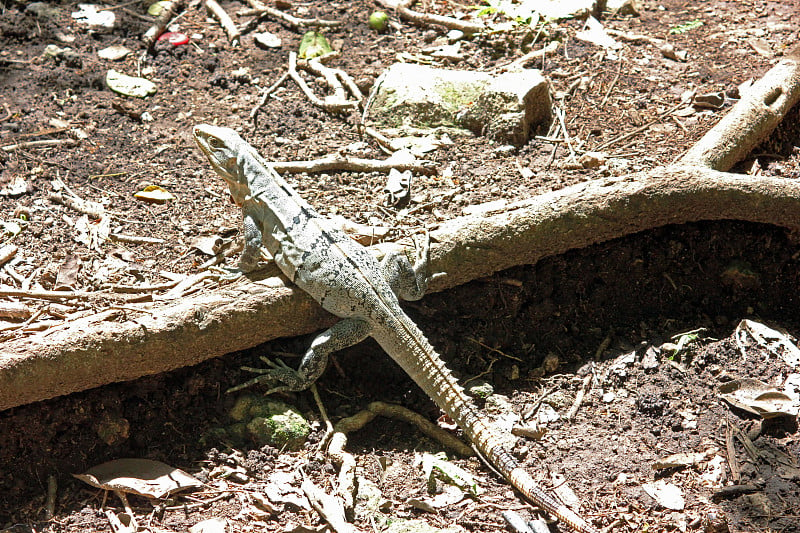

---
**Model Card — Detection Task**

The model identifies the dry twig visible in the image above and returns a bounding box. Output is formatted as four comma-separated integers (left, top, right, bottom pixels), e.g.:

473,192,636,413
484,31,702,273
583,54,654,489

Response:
272,153,436,175
143,0,182,48
335,401,473,456
0,301,33,320
0,287,119,301
250,71,289,123
288,52,359,113
1,139,77,152
594,101,684,152
48,192,104,219
724,419,742,483
301,476,358,533
305,57,348,104
565,374,593,420
239,5,341,29
499,41,560,71
111,281,179,294
375,0,485,34
205,0,240,44
109,233,165,244
0,245,18,268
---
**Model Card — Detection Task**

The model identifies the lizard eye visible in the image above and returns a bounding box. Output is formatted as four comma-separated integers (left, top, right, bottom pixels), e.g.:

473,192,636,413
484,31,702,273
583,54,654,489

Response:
208,136,225,150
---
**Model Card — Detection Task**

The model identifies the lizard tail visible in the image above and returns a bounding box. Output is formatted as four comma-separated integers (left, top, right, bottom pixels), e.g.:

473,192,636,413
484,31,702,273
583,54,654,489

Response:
374,320,600,533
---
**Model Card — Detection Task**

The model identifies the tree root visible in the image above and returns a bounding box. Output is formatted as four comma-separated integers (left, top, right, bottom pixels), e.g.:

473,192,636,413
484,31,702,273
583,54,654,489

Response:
1,48,800,411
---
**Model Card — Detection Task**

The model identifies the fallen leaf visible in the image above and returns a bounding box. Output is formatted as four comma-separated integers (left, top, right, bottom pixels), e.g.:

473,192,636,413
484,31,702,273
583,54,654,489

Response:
0,175,31,196
98,45,131,61
73,458,202,498
134,185,175,203
54,254,81,290
747,37,772,57
734,319,800,367
407,485,464,512
642,480,685,510
189,518,228,533
719,378,800,418
106,69,157,98
298,31,332,59
653,452,707,470
189,235,224,256
419,452,483,497
575,17,620,50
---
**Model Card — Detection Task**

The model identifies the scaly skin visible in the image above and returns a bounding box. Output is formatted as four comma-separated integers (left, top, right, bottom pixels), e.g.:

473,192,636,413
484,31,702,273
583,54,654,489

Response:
193,124,600,533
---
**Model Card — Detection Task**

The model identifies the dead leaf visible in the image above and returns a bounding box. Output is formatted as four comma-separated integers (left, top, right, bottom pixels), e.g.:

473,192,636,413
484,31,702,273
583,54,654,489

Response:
575,17,620,50
73,458,202,498
693,91,725,109
54,254,81,290
328,215,390,245
642,480,685,510
734,319,800,367
653,452,707,470
189,235,224,256
134,185,175,203
250,492,279,515
783,373,800,402
74,214,111,251
747,37,772,57
551,472,580,507
104,509,137,533
719,378,800,418
301,477,355,533
660,43,687,62
263,472,310,510
189,518,228,533
0,175,30,196
407,485,465,512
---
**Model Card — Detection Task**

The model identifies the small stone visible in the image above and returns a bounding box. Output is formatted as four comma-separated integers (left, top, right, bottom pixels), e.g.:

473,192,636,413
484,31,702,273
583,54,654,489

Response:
72,3,116,29
542,353,560,373
97,45,131,60
606,0,640,16
467,380,494,399
447,29,464,42
26,2,62,19
43,44,68,58
253,32,282,49
579,151,607,168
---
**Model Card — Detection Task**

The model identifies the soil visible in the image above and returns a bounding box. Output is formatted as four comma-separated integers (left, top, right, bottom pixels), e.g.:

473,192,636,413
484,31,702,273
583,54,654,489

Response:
1,0,800,532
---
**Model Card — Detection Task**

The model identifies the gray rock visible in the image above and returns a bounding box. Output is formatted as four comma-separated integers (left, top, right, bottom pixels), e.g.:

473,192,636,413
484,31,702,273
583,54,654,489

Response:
26,2,62,19
367,64,551,146
457,69,552,146
604,0,640,16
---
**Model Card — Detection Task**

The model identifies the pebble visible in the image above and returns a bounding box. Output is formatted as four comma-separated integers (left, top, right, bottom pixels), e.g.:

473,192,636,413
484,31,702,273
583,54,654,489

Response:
447,29,464,42
253,32,282,49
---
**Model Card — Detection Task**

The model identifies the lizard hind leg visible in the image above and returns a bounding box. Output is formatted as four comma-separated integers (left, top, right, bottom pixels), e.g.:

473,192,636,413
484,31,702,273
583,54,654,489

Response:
380,234,433,302
227,318,373,395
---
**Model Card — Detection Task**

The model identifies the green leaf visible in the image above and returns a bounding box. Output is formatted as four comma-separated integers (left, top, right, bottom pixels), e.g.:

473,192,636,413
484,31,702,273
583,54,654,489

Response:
298,31,332,59
669,19,703,35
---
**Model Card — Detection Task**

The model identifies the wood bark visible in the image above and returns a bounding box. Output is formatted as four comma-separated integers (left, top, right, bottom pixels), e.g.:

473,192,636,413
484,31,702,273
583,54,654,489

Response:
1,48,799,411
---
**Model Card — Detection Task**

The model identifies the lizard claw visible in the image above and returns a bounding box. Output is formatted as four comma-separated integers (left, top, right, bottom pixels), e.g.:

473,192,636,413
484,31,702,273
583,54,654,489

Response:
208,265,245,283
226,356,307,394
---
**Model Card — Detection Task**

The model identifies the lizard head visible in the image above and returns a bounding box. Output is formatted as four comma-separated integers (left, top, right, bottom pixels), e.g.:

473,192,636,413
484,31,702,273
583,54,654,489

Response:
193,124,252,204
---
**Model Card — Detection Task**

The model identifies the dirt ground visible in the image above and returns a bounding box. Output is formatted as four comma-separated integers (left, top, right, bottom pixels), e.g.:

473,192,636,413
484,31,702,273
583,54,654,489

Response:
1,0,800,532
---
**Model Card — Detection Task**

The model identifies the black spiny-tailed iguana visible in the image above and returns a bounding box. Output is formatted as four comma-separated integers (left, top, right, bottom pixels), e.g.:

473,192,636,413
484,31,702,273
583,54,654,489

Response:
193,124,601,533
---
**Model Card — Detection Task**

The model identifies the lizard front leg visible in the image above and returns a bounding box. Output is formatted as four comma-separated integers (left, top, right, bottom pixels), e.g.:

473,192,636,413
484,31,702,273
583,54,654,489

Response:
227,318,373,394
214,210,264,280
238,210,264,272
